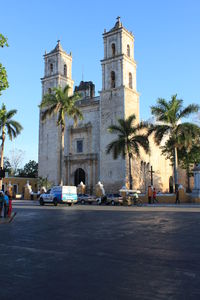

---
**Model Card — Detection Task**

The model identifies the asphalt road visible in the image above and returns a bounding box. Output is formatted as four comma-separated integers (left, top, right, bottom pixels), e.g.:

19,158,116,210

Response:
0,201,200,300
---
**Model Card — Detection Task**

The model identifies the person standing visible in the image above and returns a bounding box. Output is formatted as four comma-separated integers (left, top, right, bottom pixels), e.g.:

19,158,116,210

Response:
0,192,4,217
4,191,9,218
175,186,180,204
153,188,158,203
7,191,12,217
148,186,153,204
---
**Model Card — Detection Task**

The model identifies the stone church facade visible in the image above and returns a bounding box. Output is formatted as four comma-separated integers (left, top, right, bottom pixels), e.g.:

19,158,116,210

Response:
38,18,173,193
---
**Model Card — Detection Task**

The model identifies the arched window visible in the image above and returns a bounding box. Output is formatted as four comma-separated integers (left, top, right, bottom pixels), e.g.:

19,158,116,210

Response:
64,64,67,76
129,72,132,89
111,43,116,56
111,71,115,88
50,63,53,73
127,44,130,57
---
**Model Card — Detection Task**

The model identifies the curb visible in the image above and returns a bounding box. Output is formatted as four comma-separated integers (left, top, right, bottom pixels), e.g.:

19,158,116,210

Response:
0,212,17,224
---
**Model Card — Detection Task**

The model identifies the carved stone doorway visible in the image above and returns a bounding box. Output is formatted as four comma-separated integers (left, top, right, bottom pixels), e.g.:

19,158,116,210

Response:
74,168,85,186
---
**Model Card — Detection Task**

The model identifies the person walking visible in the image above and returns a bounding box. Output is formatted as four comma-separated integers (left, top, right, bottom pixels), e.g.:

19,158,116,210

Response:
4,191,9,218
0,191,4,217
148,185,153,204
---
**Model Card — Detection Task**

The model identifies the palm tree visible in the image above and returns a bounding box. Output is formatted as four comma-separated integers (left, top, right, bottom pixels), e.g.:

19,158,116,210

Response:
161,124,200,192
106,114,149,189
149,94,199,191
0,103,23,189
39,85,83,185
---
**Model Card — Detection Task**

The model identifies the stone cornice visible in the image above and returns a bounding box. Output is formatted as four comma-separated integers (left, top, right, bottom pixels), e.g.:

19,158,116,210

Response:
101,54,136,66
69,122,92,134
103,26,134,40
44,51,72,60
76,97,100,108
41,74,74,84
64,153,98,163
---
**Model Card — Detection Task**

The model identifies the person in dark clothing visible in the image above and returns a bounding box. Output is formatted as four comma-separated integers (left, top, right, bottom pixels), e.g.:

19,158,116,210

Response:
153,188,158,203
148,186,153,204
175,186,180,204
0,192,4,217
4,191,9,218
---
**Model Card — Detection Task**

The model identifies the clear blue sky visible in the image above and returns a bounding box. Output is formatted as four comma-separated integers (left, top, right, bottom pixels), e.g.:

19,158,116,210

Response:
0,0,200,165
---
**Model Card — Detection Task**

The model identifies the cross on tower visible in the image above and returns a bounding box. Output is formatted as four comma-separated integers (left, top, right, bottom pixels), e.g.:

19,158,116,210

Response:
116,16,121,22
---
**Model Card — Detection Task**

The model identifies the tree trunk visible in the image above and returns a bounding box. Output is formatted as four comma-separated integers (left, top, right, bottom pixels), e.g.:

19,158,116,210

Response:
174,147,179,191
128,153,132,190
60,127,64,186
0,131,5,190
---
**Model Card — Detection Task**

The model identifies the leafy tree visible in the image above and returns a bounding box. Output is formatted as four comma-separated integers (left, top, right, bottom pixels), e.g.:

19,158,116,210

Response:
39,85,83,185
161,125,200,192
37,176,52,191
18,160,38,178
178,145,200,192
0,34,9,95
0,34,8,48
9,148,25,175
149,94,199,190
0,103,23,188
106,114,149,189
3,156,12,175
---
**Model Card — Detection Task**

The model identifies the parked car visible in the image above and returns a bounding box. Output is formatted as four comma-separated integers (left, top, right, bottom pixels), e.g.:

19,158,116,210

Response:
78,194,96,205
39,186,77,206
97,193,123,205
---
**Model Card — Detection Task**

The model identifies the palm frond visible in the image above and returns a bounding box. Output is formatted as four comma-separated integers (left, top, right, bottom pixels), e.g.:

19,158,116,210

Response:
130,140,140,157
107,124,125,135
106,138,126,159
6,109,17,119
41,104,57,121
39,93,57,109
149,124,171,145
63,85,70,95
131,134,150,154
179,104,199,119
7,120,23,134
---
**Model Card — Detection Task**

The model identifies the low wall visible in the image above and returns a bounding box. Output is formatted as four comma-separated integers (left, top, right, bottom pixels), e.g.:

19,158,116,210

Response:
139,192,198,204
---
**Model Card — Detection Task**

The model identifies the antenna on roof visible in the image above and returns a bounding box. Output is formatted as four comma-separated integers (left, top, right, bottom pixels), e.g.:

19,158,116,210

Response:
82,65,84,82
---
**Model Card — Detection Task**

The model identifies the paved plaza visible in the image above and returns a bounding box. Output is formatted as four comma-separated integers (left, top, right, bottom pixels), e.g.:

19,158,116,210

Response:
0,201,200,299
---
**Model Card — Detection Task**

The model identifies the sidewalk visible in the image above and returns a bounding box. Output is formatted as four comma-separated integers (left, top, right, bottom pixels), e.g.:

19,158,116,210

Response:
0,212,16,224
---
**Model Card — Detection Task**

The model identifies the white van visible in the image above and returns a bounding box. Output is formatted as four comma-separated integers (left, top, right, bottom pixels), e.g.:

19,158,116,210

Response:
39,185,77,206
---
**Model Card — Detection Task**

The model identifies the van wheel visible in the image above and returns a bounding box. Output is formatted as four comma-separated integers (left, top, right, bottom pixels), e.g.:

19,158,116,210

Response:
53,198,58,206
39,198,44,206
81,199,85,205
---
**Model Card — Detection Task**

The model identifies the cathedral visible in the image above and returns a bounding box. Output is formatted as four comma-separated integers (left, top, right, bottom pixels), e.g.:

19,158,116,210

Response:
38,18,173,193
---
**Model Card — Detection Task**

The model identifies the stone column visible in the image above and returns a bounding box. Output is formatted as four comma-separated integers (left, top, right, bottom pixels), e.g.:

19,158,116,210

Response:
77,182,86,194
7,182,13,198
191,164,200,200
95,181,105,197
24,181,32,200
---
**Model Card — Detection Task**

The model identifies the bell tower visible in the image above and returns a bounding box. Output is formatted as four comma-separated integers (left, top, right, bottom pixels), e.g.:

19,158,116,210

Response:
39,41,74,184
100,17,139,191
41,40,74,96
